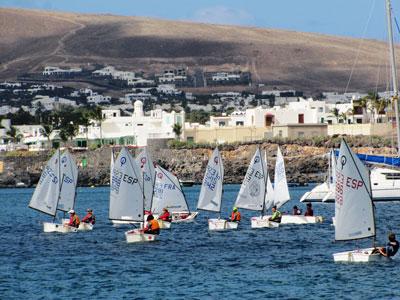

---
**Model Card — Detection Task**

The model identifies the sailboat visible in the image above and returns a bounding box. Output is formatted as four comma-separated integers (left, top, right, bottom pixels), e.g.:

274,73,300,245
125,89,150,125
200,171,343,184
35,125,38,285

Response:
136,147,156,214
251,147,287,228
332,139,387,262
197,147,237,230
109,147,156,243
151,165,194,228
300,150,336,203
29,149,80,233
234,147,270,228
59,150,92,231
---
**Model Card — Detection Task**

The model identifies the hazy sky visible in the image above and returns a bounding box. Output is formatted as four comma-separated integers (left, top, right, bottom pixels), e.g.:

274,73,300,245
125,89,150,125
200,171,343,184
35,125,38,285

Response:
0,0,398,40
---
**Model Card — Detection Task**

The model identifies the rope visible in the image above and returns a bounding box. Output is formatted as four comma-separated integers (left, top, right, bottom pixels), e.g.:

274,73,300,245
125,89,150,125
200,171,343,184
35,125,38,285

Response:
344,0,377,93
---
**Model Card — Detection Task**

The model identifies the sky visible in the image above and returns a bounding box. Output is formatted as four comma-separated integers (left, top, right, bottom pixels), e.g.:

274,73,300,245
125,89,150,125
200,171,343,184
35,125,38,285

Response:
0,0,398,40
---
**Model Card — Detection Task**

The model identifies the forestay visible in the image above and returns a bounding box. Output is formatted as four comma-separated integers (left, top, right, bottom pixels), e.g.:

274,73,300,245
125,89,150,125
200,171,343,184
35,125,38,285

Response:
109,147,144,222
234,148,266,211
136,148,156,211
197,148,224,212
57,150,78,212
273,146,290,208
152,165,189,214
335,139,375,241
29,150,61,216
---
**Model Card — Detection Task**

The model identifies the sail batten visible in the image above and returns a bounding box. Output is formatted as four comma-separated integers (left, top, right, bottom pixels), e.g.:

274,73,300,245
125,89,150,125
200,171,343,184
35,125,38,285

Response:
335,139,375,241
197,148,224,212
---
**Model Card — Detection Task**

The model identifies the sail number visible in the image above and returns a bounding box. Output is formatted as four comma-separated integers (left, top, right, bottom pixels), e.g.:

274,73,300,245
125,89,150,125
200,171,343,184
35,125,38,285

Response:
111,169,139,194
204,166,221,191
39,166,58,185
336,172,364,206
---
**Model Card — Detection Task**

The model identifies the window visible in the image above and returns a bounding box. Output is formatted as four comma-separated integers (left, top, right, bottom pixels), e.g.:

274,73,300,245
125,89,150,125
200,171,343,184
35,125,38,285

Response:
236,121,244,126
265,115,274,126
383,173,400,180
218,121,226,127
187,137,194,142
298,132,304,137
113,113,117,117
278,130,283,138
137,124,143,126
298,114,304,124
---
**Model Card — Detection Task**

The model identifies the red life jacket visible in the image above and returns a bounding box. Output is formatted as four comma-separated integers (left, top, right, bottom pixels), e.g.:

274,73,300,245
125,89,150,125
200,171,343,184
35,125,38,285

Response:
231,211,241,221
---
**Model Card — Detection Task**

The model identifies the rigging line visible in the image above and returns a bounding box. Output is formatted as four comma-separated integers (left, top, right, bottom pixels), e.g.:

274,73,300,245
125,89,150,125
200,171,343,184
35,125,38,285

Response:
395,17,400,35
344,0,377,94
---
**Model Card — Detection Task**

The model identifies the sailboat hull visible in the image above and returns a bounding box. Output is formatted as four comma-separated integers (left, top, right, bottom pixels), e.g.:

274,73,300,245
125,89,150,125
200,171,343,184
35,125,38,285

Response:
43,222,78,233
250,216,280,228
208,219,238,231
157,220,171,229
171,212,199,223
125,229,157,243
333,247,390,262
61,218,94,231
280,215,323,224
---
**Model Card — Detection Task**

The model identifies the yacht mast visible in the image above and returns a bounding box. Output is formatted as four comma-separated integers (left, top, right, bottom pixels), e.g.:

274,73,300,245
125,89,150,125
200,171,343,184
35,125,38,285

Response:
386,0,400,155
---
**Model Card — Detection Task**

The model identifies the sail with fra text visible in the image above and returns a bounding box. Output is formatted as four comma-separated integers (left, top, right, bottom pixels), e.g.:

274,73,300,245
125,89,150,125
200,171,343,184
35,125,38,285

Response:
197,148,224,212
152,165,189,215
29,149,61,216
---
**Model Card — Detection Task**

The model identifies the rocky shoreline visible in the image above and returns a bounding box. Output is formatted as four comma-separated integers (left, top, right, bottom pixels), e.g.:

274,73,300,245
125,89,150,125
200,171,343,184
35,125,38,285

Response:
0,142,396,188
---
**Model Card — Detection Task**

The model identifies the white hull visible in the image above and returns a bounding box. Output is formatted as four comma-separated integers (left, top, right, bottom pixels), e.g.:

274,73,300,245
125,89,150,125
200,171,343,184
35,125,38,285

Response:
171,212,198,223
43,222,78,233
208,219,238,231
280,215,323,224
157,220,171,229
125,229,157,243
250,216,280,228
301,167,400,203
333,247,389,262
78,222,94,231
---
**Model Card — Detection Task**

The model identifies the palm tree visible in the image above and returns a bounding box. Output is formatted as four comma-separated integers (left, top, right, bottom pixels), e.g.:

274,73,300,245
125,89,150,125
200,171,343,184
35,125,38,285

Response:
41,124,54,149
172,123,182,140
7,126,22,144
90,106,104,146
330,108,339,123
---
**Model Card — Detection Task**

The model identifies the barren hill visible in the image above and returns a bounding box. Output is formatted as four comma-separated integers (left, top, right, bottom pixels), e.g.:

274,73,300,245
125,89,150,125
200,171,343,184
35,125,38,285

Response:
0,8,396,92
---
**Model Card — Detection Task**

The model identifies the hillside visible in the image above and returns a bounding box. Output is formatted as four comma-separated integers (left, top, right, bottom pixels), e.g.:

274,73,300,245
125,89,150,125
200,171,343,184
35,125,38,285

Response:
0,8,396,92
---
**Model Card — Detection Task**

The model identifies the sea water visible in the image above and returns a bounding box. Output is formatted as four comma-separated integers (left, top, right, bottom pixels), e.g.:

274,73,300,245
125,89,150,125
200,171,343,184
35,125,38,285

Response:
0,185,399,299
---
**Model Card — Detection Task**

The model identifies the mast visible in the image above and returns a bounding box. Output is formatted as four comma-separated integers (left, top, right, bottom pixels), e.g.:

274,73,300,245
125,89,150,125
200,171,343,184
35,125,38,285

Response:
386,0,400,155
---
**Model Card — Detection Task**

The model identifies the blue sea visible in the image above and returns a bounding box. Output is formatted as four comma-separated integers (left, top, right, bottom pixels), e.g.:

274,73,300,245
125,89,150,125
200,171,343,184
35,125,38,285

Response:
1,184,399,299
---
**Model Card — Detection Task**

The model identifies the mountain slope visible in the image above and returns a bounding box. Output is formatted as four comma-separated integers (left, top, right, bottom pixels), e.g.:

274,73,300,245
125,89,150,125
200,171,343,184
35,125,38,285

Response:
0,8,395,92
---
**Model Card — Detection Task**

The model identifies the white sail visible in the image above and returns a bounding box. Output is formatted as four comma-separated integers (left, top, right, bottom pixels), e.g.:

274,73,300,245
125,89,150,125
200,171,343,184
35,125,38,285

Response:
234,148,266,211
273,146,290,208
330,149,337,186
136,148,156,211
57,150,78,212
29,149,61,216
335,139,375,241
197,148,224,212
110,149,115,186
152,165,189,214
264,174,274,210
109,147,144,222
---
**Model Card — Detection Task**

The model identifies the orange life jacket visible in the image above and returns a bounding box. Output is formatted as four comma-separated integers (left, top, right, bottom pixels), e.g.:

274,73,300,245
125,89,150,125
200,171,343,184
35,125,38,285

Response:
149,219,160,231
231,211,241,221
69,215,80,228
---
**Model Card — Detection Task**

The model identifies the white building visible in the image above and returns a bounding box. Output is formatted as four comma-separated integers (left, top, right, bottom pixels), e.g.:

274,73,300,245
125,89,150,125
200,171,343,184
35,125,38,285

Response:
32,96,78,110
75,100,185,147
87,93,111,104
43,66,82,76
